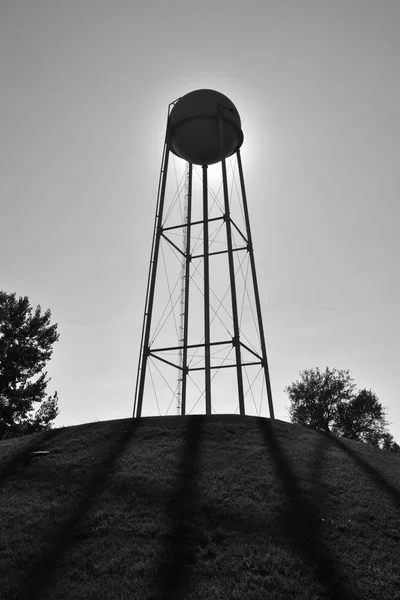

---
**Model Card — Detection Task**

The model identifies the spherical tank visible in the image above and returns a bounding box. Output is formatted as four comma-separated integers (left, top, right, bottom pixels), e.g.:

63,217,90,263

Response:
167,89,244,166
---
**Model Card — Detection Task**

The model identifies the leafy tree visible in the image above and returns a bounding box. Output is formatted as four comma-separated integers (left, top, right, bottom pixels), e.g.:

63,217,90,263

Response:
286,366,398,450
335,388,389,443
286,367,356,433
0,291,60,438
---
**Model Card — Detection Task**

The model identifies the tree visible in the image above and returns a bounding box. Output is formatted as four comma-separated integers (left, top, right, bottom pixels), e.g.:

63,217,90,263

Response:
335,388,388,443
286,366,398,450
286,367,356,433
0,291,60,438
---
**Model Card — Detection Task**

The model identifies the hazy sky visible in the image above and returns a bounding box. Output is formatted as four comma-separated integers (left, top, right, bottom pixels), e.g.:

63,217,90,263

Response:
1,1,399,441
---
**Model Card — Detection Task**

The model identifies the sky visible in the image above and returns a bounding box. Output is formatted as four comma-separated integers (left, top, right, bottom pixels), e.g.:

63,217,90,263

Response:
1,1,399,441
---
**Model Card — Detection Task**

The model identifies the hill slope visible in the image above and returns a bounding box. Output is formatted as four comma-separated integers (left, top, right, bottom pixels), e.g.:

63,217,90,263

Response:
0,415,399,600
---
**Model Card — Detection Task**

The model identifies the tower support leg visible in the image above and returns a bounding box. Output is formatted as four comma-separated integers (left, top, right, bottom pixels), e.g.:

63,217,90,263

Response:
181,163,193,415
236,149,275,419
219,118,245,415
203,165,212,415
134,145,170,418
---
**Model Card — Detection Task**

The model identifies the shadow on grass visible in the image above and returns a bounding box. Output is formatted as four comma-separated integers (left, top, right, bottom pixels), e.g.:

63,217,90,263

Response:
321,431,400,509
152,414,205,600
309,431,333,506
0,428,63,486
257,418,354,600
19,419,142,600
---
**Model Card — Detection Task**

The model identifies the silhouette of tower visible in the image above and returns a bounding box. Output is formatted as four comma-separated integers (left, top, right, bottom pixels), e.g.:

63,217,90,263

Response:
134,89,275,419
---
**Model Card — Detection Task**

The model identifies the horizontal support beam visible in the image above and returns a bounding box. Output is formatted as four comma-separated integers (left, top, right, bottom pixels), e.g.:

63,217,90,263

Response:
161,233,186,257
239,341,263,361
191,246,247,260
149,340,232,353
162,216,224,232
230,218,249,246
149,353,183,370
188,361,262,372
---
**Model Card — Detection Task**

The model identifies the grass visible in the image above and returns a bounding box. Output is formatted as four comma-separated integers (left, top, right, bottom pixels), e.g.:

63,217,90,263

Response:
0,414,400,600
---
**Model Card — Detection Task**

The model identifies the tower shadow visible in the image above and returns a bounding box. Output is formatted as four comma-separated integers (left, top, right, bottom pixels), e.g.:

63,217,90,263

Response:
257,418,354,600
19,419,142,600
153,414,205,600
320,430,400,509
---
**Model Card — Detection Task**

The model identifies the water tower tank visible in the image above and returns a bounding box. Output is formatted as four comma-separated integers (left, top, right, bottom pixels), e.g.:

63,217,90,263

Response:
167,89,244,166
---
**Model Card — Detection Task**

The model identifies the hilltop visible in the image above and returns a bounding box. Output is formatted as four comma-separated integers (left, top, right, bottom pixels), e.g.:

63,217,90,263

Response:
0,415,399,600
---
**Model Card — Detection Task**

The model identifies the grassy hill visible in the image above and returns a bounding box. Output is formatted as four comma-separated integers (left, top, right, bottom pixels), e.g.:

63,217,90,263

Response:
0,415,399,600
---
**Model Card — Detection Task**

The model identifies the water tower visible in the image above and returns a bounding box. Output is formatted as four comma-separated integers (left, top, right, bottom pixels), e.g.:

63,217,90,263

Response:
134,89,275,419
